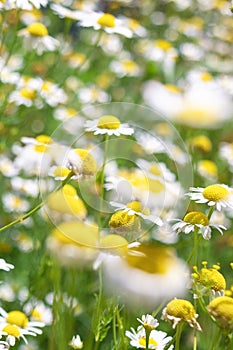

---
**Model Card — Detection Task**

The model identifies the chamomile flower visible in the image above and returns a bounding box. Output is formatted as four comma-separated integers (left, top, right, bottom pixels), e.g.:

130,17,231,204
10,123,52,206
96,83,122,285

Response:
137,159,175,182
208,296,233,329
0,341,9,349
197,160,218,180
172,211,226,240
2,194,30,213
2,0,48,10
18,23,59,55
77,11,133,38
125,326,173,349
192,262,226,297
69,334,83,349
135,131,166,155
66,148,97,177
186,184,233,211
137,315,159,332
110,201,163,226
0,308,45,344
84,115,134,136
162,299,202,331
0,259,14,272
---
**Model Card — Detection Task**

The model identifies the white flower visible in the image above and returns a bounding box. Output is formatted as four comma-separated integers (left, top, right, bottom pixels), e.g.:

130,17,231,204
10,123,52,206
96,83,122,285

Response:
0,341,9,349
186,184,233,211
84,115,134,136
110,201,163,226
137,314,159,331
101,243,189,309
1,0,48,10
69,335,83,349
137,159,175,182
51,4,81,20
172,211,226,240
77,11,133,38
18,23,59,55
125,326,173,349
2,194,30,213
135,131,166,155
0,259,14,272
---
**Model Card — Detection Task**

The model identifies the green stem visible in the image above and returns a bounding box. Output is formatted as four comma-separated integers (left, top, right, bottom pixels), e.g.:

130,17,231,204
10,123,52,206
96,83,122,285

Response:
93,267,103,348
207,206,215,220
175,323,184,350
193,227,199,266
113,306,118,349
98,134,109,228
208,326,221,350
0,172,74,233
145,329,151,350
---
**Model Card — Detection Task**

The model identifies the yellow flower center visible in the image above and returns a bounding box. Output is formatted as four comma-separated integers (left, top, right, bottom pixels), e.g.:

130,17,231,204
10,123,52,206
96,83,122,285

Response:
203,184,229,202
97,115,120,129
190,135,212,152
36,135,53,144
62,184,77,197
127,244,174,274
6,310,28,328
13,196,23,209
97,13,116,28
126,201,142,212
198,160,217,176
109,210,138,231
155,39,172,51
201,72,213,82
27,22,48,37
139,337,158,347
122,60,138,73
53,166,71,178
20,88,36,100
165,84,181,94
128,18,140,31
31,309,42,321
148,163,162,176
166,299,196,320
183,212,209,226
2,324,20,337
74,149,97,176
208,296,233,328
194,268,226,291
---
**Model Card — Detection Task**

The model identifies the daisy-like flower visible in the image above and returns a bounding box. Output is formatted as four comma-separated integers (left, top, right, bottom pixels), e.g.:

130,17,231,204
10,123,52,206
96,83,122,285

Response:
172,211,226,240
197,160,218,181
0,259,14,272
208,296,233,329
102,243,189,309
2,194,30,213
162,298,202,331
110,201,163,226
69,334,83,349
77,11,133,38
18,23,59,55
137,314,159,332
66,148,97,177
2,0,48,10
192,262,226,297
186,184,233,211
0,309,44,345
137,159,175,182
84,115,134,136
0,341,9,349
125,326,173,349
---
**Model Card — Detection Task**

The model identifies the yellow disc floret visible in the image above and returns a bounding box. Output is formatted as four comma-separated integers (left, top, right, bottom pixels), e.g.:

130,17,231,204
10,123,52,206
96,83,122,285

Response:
183,211,209,226
208,296,233,329
6,310,28,328
74,149,97,176
97,115,120,129
2,324,21,337
193,267,226,292
126,201,142,212
203,185,229,201
27,22,48,37
139,337,158,347
20,88,36,100
166,299,196,321
109,210,139,232
97,13,116,28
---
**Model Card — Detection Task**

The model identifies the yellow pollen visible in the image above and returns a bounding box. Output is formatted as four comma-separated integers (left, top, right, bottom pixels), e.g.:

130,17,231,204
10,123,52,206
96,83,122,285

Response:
203,185,229,201
97,13,116,28
190,135,212,152
155,39,172,51
127,244,174,274
183,211,209,226
194,268,226,291
34,144,47,153
97,115,120,129
2,324,20,337
6,310,28,328
165,84,181,94
109,210,138,231
20,88,36,100
53,166,71,178
166,299,196,320
74,149,97,175
139,337,158,347
27,22,48,37
208,296,233,329
36,135,53,144
148,163,162,176
126,201,142,212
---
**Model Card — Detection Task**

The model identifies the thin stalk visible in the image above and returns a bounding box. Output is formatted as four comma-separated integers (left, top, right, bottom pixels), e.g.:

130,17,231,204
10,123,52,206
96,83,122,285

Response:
145,329,151,350
193,227,199,266
175,323,184,350
208,326,221,350
207,206,215,220
98,134,109,228
0,172,74,233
